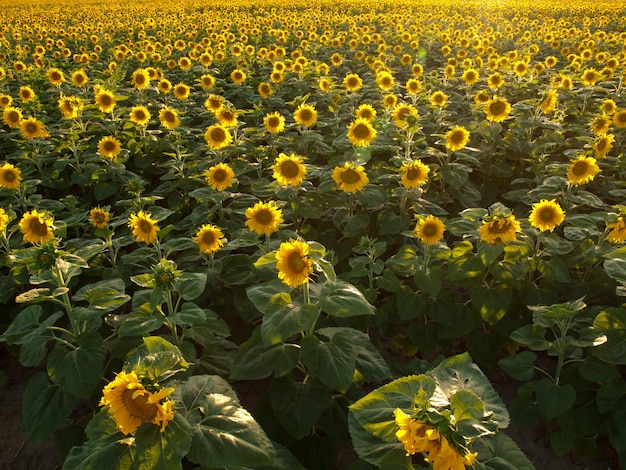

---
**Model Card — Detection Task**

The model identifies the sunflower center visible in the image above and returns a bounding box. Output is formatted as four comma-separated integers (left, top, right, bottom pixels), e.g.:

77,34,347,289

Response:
202,231,216,244
347,77,359,88
163,111,175,123
287,251,307,273
539,209,556,222
25,122,38,134
3,170,16,182
490,101,506,115
138,219,153,234
8,111,20,123
29,218,49,236
359,110,373,120
134,110,147,120
298,110,313,121
422,223,437,236
406,167,422,181
135,75,146,84
211,128,226,142
352,123,371,140
268,117,280,128
254,209,274,225
51,72,61,80
450,131,465,144
213,169,228,182
279,160,299,178
341,168,361,184
100,94,113,106
121,388,158,421
487,219,512,234
572,161,589,176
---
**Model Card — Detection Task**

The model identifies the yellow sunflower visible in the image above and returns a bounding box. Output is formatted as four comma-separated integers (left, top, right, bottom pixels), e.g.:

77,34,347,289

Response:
128,210,160,244
594,134,614,158
264,112,285,134
245,201,283,236
0,94,12,108
272,153,307,187
343,73,363,92
332,162,369,193
58,96,83,119
204,162,235,191
0,162,22,189
99,370,174,435
129,106,151,126
158,79,172,94
445,126,470,152
19,209,55,244
0,208,9,233
607,217,626,244
405,78,422,95
95,90,116,113
46,67,65,86
613,109,626,129
539,90,558,114
276,239,314,288
415,215,445,245
487,72,504,90
98,136,122,159
71,69,89,87
258,82,273,99
3,106,23,129
383,93,398,109
205,94,225,113
158,107,179,130
581,68,600,86
20,117,49,140
193,224,225,254
131,68,150,90
89,207,110,229
591,115,611,135
529,199,565,232
347,118,376,147
216,107,238,128
204,124,232,150
400,160,429,189
601,99,617,115
199,74,216,90
430,91,449,107
318,77,331,93
478,215,521,244
230,68,246,84
461,68,479,86
173,83,190,100
567,156,600,186
376,71,395,91
485,96,512,123
293,105,317,127
355,104,377,123
18,86,36,103
392,103,419,129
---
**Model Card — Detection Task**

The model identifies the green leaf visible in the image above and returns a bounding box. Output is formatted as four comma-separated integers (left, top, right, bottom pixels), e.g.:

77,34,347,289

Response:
134,414,192,470
448,241,483,281
176,272,207,301
474,432,535,470
301,330,357,392
246,279,290,315
593,308,626,364
47,331,106,398
510,325,549,351
167,302,208,326
117,303,165,337
347,412,403,467
535,378,576,420
477,240,505,266
62,432,135,470
470,284,512,325
124,336,189,382
270,374,332,439
498,351,537,381
72,278,130,314
174,375,275,468
318,280,376,317
413,265,443,297
261,293,320,346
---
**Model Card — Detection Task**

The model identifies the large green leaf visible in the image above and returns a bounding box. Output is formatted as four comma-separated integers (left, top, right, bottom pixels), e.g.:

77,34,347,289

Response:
535,378,576,420
472,432,535,470
301,330,357,392
246,279,290,314
176,272,207,301
261,293,319,346
62,432,135,470
72,278,130,315
134,414,193,470
47,330,106,397
347,412,404,467
413,264,443,297
470,284,512,325
318,279,376,317
174,375,275,468
498,351,537,381
124,336,189,382
593,308,626,364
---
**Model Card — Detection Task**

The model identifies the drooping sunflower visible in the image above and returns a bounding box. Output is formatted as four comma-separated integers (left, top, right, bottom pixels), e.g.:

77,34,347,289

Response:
18,85,36,103
414,215,445,245
392,103,419,129
567,156,600,186
193,224,225,254
20,117,49,140
445,126,471,152
99,370,174,435
98,136,122,159
71,69,89,87
485,96,512,123
258,82,273,99
245,201,283,236
347,118,376,147
332,162,369,193
400,160,429,189
594,134,614,158
293,105,317,127
613,109,626,129
0,162,22,189
529,199,565,232
128,210,160,244
272,153,307,187
204,124,231,150
158,107,179,130
539,90,558,114
429,91,449,107
230,68,246,84
95,90,116,113
276,239,314,288
264,112,285,134
478,215,521,244
355,104,377,123
46,67,65,86
173,82,190,100
343,73,363,92
607,217,626,244
19,209,55,244
3,106,23,129
204,162,235,191
216,107,238,128
129,106,151,126
89,207,110,229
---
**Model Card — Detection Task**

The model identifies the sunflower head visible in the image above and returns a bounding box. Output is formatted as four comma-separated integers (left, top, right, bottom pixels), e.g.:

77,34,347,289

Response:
430,91,449,107
485,96,512,123
355,104,377,123
19,209,55,244
0,162,22,189
347,118,376,147
194,224,225,254
18,86,36,103
173,83,190,100
128,210,160,244
613,109,626,129
343,73,363,92
158,107,180,130
392,104,419,129
478,214,521,244
20,117,49,140
567,156,601,186
445,126,471,152
95,90,116,113
245,201,283,236
529,199,565,232
272,153,307,187
264,112,285,134
400,160,429,189
204,124,232,150
294,105,318,127
98,136,122,159
204,162,235,191
129,105,151,126
415,215,445,245
258,82,273,98
276,239,314,288
332,162,369,193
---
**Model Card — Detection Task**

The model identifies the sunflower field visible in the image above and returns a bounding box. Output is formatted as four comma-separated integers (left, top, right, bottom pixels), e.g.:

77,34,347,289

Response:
1,0,626,468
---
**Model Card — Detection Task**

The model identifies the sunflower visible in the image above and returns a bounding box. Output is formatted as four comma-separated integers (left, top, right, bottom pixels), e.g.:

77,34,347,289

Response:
613,110,626,129
205,94,225,113
204,162,235,191
318,78,331,93
400,160,429,189
376,71,395,91
581,68,600,86
591,115,611,135
230,68,246,84
567,156,600,186
194,224,225,254
216,107,238,128
128,210,160,244
99,370,174,435
594,134,614,158
539,90,558,114
204,124,232,150
245,201,283,236
95,90,116,113
347,118,376,147
478,215,521,244
89,207,110,229
529,199,565,232
58,96,82,119
158,79,172,94
485,96,511,122
607,217,626,244
173,83,190,100
70,69,89,87
355,104,377,123
332,162,369,193
430,91,449,107
601,99,617,115
158,107,179,130
0,162,22,189
0,94,12,108
98,136,122,159
18,86,35,103
405,78,421,95
270,70,283,84
487,72,504,90
383,93,398,109
2,106,23,128
20,117,49,140
196,74,215,91
461,68,479,85
474,90,491,104
258,81,273,98
264,112,285,134
392,103,419,129
343,73,363,92
46,67,65,86
178,56,192,70
415,215,445,245
131,68,150,90
129,106,151,126
293,105,317,128
0,208,9,233
272,153,307,186
276,239,314,288
445,126,471,152
19,209,55,244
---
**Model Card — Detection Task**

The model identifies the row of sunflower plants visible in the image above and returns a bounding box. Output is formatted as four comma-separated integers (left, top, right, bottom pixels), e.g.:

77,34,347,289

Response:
1,0,626,468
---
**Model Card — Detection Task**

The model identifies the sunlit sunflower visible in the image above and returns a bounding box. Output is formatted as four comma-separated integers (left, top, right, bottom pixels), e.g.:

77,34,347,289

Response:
473,90,490,105
0,208,9,233
194,224,225,254
58,95,83,119
319,77,331,93
607,217,626,243
405,78,422,95
98,136,122,159
3,106,23,129
199,74,216,90
205,94,225,113
276,239,314,288
204,162,235,191
129,106,151,126
245,201,283,236
0,94,12,108
130,68,150,90
567,156,600,186
487,72,504,90
591,115,611,135
376,71,395,91
414,215,445,245
400,160,429,189
613,110,626,129
485,96,512,122
158,107,179,130
294,105,317,127
430,91,449,107
272,153,307,187
461,68,479,86
204,124,232,150
594,134,614,158
128,210,160,244
158,79,172,94
529,199,565,232
343,73,363,92
19,209,55,244
216,107,238,128
355,104,377,123
332,162,369,193
601,99,617,116
230,68,246,84
270,70,283,84
18,86,35,103
445,126,471,152
539,90,558,114
347,118,376,147
581,68,600,86
392,103,419,129
0,162,22,189
383,93,398,109
258,81,273,98
71,69,89,87
478,215,521,244
173,83,190,100
20,117,49,140
99,370,174,435
46,67,65,86
264,112,285,134
89,207,110,229
95,90,116,113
